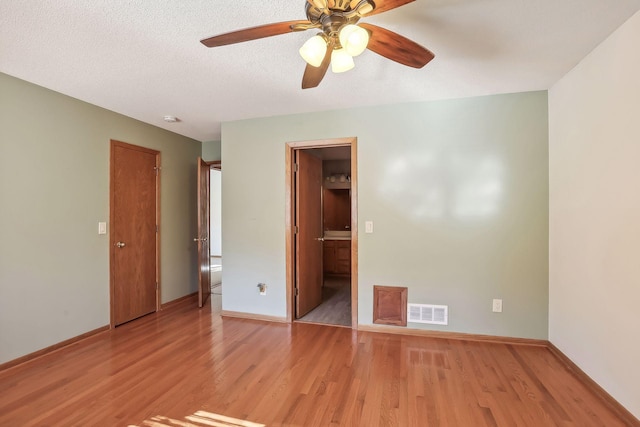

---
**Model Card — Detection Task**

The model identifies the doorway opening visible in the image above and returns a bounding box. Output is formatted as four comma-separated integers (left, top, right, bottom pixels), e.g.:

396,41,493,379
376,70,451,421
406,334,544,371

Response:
196,159,221,311
209,162,222,308
285,137,358,329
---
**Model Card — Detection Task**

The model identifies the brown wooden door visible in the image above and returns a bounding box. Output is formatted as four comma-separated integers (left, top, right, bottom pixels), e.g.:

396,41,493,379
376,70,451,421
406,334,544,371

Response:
110,141,159,326
295,150,323,318
196,157,211,308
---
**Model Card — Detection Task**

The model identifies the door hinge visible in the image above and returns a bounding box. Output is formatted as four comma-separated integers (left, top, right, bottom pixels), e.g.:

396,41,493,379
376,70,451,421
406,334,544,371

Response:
295,287,299,296
154,166,161,175
294,163,299,173
156,282,159,290
294,226,299,234
156,225,159,233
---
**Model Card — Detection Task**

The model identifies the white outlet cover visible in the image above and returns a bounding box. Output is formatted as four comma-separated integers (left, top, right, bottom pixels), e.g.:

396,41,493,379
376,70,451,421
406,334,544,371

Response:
365,221,374,233
98,222,107,235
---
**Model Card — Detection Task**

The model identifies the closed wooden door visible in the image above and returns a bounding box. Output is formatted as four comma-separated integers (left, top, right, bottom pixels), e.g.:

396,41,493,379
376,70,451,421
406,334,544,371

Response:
295,150,323,318
196,157,211,307
110,140,159,326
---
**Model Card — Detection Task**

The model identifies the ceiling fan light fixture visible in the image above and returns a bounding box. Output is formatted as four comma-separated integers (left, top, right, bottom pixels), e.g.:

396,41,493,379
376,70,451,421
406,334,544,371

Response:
339,24,369,57
331,48,355,73
200,0,433,89
299,34,327,67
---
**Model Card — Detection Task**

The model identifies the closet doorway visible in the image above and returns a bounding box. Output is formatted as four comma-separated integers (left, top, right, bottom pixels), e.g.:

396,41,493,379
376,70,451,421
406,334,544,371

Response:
285,137,358,328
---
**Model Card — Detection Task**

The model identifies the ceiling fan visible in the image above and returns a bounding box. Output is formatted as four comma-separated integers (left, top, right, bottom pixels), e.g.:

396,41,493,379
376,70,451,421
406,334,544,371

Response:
200,0,435,89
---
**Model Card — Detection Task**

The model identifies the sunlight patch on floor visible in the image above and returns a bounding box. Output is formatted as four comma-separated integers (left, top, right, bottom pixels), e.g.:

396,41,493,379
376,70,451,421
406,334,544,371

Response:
130,410,265,427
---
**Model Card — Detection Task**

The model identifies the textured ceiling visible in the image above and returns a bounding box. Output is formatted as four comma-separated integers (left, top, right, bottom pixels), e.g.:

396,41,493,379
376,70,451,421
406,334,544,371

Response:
2,1,640,142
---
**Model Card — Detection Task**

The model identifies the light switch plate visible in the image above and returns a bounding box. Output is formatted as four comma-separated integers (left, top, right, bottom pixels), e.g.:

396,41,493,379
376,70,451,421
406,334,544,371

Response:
365,221,374,233
98,222,107,235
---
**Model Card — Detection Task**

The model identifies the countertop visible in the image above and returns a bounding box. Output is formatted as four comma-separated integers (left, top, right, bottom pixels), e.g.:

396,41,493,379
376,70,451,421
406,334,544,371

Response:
324,231,352,241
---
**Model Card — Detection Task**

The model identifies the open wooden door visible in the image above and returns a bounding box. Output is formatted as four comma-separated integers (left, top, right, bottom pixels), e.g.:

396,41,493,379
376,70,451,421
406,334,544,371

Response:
295,150,323,318
196,157,211,307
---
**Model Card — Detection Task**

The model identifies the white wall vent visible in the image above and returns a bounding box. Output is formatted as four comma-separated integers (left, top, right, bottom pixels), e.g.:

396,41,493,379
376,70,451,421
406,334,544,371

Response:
407,304,448,325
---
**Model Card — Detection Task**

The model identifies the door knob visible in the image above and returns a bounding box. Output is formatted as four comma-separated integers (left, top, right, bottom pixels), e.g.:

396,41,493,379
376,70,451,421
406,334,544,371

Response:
115,242,126,248
314,237,324,241
193,237,208,242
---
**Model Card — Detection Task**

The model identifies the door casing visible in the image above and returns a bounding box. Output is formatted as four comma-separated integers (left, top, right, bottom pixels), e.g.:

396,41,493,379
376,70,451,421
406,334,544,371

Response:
285,137,358,328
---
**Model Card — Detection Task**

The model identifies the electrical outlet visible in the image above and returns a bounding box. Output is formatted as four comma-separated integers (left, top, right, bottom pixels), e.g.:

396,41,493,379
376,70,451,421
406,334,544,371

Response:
365,221,374,233
257,283,267,295
492,299,503,313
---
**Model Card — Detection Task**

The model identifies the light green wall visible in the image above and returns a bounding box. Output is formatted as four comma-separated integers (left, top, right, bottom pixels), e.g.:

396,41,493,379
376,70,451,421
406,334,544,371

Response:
202,140,221,162
222,91,549,339
549,10,640,419
0,72,201,364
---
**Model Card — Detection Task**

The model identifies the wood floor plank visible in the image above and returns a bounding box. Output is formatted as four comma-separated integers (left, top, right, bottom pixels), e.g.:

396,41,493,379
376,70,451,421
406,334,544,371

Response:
0,295,637,426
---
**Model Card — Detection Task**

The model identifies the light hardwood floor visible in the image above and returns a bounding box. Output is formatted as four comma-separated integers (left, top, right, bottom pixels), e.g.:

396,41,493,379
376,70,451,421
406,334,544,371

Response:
0,296,635,426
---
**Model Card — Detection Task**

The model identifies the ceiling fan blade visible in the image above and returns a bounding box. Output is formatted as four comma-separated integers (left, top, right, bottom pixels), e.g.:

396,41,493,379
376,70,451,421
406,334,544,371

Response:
201,20,311,47
302,39,336,89
359,23,434,68
367,0,415,16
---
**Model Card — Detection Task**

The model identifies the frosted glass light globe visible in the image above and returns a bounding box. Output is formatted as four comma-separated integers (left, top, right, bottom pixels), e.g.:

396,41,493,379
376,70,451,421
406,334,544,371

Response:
339,24,369,57
331,48,355,73
299,35,327,67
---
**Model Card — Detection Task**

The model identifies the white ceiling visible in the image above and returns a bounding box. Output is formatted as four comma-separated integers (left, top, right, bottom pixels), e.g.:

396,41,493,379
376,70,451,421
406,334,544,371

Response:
2,1,639,142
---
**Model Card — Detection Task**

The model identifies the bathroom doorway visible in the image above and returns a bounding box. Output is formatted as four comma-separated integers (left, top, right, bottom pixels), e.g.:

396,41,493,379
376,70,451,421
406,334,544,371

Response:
285,138,358,328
